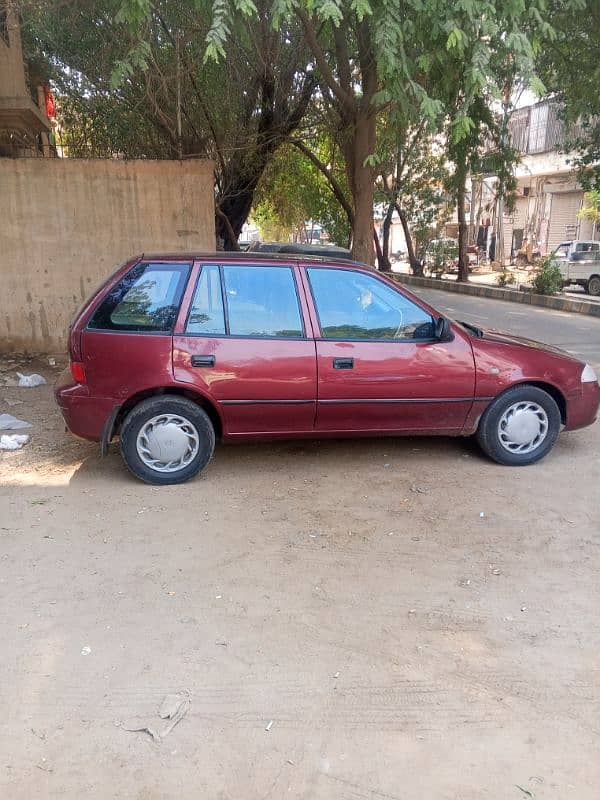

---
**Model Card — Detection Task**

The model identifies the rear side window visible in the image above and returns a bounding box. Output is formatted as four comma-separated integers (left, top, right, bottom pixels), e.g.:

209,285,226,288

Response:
88,262,190,332
222,266,303,337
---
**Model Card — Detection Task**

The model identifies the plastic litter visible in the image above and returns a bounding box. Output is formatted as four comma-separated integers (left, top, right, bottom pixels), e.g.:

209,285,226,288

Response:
265,720,274,732
17,373,46,387
81,646,92,656
0,413,32,431
0,434,29,450
124,691,191,743
3,398,23,407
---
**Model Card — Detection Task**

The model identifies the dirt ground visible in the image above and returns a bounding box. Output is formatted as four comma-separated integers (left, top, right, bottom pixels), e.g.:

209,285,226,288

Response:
1,355,599,799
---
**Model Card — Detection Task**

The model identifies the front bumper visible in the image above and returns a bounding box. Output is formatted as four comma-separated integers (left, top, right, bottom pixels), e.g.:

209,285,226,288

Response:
565,381,600,431
55,368,116,443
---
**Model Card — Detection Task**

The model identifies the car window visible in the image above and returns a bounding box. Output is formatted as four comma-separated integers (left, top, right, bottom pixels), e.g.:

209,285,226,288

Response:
186,265,225,335
554,243,570,258
88,262,190,332
307,268,434,340
222,266,303,337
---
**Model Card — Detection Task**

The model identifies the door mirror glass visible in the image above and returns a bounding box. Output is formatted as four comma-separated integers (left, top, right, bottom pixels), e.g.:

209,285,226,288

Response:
434,316,451,341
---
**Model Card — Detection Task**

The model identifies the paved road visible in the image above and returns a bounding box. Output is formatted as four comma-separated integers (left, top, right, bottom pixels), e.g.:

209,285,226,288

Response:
409,285,600,366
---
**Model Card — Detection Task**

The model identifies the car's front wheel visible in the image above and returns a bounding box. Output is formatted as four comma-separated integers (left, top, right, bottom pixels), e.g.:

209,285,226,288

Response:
120,395,215,484
476,385,561,466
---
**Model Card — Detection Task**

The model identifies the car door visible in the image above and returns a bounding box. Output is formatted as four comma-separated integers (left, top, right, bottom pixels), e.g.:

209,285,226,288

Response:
302,265,476,433
173,262,317,436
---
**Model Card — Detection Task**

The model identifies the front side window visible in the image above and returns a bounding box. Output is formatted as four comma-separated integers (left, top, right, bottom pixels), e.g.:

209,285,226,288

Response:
222,266,303,337
308,267,434,340
186,265,225,334
88,262,190,332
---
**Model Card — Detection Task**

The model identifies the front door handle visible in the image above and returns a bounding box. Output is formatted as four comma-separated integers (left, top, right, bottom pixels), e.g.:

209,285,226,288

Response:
191,355,215,368
333,357,354,370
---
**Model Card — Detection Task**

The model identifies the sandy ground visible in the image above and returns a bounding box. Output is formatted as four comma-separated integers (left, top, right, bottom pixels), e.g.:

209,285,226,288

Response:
1,355,599,799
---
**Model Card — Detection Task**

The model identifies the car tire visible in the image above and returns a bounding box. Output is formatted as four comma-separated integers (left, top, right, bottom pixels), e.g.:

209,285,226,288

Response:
476,385,561,466
120,395,215,485
588,275,600,296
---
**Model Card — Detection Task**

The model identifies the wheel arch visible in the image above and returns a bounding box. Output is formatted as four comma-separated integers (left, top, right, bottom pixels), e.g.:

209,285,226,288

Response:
498,380,567,425
114,386,223,440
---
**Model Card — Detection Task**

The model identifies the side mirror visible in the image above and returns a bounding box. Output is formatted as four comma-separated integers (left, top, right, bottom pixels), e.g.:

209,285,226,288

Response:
434,316,451,341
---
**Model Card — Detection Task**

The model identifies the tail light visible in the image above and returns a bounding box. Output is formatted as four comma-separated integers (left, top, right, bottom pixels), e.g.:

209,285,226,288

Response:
70,361,87,384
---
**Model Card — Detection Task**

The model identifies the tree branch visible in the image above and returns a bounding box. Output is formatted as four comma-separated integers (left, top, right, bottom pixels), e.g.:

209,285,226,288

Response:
295,7,355,113
291,138,354,227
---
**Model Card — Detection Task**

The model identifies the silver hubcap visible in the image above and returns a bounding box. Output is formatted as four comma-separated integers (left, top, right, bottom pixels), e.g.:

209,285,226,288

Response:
498,401,548,454
136,414,199,473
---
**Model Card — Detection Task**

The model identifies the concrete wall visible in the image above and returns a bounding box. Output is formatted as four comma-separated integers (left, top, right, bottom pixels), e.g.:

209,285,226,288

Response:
0,158,214,352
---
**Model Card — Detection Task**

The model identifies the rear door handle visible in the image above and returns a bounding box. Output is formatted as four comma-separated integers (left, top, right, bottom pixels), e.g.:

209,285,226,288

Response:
333,357,354,370
191,355,215,367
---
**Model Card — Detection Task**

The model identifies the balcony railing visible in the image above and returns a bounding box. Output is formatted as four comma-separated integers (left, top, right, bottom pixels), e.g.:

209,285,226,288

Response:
508,101,585,155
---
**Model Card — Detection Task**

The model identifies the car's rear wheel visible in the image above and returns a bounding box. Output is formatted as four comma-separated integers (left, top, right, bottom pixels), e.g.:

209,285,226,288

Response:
120,395,215,484
476,385,561,466
587,275,600,296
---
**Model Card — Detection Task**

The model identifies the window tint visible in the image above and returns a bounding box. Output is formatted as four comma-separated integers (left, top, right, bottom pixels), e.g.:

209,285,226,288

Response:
88,262,190,332
223,266,303,337
186,265,225,334
308,268,434,340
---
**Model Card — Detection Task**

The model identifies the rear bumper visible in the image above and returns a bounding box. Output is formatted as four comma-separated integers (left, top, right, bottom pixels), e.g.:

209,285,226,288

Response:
565,381,600,431
55,368,116,443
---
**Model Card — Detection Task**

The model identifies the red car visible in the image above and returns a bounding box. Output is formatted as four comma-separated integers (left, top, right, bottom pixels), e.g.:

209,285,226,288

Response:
56,253,600,484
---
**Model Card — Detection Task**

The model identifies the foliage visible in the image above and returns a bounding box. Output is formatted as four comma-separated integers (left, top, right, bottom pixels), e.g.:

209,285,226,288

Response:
252,141,351,246
537,0,600,191
426,239,458,278
579,191,600,224
497,266,516,288
21,0,316,248
532,255,564,295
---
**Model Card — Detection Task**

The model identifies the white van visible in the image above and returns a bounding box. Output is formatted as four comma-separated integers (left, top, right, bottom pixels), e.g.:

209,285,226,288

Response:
553,241,600,296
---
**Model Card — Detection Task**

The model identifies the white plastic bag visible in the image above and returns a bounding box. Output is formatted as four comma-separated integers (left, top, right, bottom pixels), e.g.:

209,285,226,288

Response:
0,434,29,450
17,373,46,387
0,413,32,430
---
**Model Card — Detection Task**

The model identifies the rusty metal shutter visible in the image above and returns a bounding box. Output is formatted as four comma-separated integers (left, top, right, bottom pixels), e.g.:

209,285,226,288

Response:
547,192,583,251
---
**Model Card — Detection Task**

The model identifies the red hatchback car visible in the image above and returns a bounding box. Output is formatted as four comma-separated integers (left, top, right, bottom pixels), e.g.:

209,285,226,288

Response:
56,253,600,484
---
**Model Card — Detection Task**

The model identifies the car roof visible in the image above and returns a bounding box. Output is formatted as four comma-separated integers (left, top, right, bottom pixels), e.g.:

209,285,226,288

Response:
140,251,371,269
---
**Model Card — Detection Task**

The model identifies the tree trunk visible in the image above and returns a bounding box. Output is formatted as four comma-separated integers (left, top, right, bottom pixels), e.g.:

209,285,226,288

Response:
373,228,386,270
456,162,469,282
378,202,394,271
343,111,376,265
396,204,422,276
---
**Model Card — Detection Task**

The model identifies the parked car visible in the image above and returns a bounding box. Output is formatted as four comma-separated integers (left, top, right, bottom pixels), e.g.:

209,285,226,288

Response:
552,240,600,295
56,253,599,484
247,241,352,260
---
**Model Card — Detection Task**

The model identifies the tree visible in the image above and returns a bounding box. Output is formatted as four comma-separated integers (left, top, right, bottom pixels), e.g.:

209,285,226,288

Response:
22,0,316,249
538,0,600,191
375,118,449,274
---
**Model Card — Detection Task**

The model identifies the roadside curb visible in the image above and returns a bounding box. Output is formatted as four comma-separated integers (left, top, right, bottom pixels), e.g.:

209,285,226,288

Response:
391,274,600,318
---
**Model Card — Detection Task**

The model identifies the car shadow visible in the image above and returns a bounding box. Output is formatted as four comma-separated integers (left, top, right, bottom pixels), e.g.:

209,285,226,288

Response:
67,434,487,488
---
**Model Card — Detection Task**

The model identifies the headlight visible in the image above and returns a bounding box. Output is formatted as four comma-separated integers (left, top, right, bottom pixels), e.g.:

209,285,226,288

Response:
581,364,598,383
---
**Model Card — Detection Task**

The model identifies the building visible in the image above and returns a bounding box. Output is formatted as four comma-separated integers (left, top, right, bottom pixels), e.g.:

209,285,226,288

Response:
475,101,597,263
0,0,52,156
